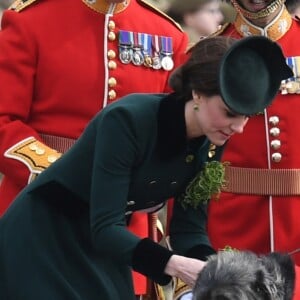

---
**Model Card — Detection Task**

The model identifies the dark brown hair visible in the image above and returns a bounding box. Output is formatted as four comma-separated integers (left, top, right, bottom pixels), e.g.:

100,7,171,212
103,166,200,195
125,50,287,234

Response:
169,36,237,100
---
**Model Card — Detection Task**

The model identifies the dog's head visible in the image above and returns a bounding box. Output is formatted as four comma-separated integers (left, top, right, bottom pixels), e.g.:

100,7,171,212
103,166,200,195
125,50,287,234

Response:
192,251,295,300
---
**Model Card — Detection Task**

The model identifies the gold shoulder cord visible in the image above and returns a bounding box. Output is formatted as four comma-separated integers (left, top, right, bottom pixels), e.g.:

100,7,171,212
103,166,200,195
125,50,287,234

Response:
9,0,39,12
137,0,184,32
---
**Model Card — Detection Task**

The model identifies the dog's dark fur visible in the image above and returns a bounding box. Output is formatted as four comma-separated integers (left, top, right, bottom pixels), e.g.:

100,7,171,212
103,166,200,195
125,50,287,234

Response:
192,251,295,300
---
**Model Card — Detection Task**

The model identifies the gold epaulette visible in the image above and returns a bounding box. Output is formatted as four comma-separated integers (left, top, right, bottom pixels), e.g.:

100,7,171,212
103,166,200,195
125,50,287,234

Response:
4,137,62,175
210,23,231,37
137,0,184,32
9,0,39,12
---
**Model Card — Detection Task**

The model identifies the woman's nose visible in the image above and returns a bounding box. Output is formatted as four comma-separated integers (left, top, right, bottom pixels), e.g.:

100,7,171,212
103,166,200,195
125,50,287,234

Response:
230,117,249,133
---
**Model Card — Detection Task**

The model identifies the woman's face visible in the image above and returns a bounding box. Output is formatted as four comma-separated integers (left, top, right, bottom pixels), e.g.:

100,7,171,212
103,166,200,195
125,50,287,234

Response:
189,93,249,146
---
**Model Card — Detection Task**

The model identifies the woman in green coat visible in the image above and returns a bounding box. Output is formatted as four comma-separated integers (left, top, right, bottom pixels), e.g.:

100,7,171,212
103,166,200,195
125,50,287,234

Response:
0,36,292,300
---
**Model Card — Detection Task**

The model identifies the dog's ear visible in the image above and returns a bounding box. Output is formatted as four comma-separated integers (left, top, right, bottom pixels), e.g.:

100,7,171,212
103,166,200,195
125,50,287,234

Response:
262,252,295,300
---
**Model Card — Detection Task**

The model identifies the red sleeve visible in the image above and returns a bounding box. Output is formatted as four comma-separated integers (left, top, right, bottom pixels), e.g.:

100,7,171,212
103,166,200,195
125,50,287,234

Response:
0,11,47,185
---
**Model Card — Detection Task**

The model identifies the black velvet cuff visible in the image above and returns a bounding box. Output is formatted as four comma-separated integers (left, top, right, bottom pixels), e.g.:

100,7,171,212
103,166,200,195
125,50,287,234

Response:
185,244,216,261
132,238,173,285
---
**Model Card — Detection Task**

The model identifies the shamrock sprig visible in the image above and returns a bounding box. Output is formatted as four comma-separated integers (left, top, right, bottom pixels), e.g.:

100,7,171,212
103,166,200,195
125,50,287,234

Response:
179,161,228,209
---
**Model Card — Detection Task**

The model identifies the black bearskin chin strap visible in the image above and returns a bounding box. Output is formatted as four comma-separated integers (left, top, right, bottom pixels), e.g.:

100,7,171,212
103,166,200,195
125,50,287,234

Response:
231,0,285,19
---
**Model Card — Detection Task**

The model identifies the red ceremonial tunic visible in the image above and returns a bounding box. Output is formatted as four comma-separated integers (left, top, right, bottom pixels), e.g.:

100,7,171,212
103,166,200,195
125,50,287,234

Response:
208,7,300,279
0,0,188,294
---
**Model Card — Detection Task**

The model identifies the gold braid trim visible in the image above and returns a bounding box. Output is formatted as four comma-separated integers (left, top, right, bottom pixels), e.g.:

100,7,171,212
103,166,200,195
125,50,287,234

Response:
210,23,232,37
81,0,130,14
137,0,184,32
4,137,62,174
9,0,39,12
234,7,292,41
173,278,192,300
231,0,285,20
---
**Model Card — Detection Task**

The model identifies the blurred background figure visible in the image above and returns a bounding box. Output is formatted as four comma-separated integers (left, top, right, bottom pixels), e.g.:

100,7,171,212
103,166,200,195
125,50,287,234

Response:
285,0,300,18
0,0,12,22
147,0,170,11
220,0,237,24
166,0,236,42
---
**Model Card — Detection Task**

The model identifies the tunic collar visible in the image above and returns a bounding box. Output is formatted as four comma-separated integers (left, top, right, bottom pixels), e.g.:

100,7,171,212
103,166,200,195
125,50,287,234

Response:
234,6,292,41
82,0,130,14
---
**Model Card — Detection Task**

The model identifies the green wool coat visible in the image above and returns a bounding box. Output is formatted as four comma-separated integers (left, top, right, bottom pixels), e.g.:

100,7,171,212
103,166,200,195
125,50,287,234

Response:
0,93,223,300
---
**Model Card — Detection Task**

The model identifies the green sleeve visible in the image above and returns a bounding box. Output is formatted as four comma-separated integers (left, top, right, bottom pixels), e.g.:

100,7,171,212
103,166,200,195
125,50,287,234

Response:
169,198,211,255
89,109,141,265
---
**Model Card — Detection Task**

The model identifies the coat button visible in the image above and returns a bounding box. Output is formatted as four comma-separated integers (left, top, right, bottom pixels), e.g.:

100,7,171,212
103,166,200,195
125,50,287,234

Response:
272,153,282,163
47,155,59,163
29,143,38,151
269,116,279,126
108,20,115,30
270,139,281,150
108,60,117,69
270,127,280,137
170,181,178,188
108,77,117,87
107,50,116,59
35,147,45,155
108,90,116,100
108,31,116,41
127,201,135,206
208,151,215,158
185,154,194,163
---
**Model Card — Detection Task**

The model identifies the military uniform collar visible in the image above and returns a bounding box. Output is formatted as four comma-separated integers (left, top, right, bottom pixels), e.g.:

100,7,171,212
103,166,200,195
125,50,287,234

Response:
82,0,130,14
157,93,205,159
234,6,292,41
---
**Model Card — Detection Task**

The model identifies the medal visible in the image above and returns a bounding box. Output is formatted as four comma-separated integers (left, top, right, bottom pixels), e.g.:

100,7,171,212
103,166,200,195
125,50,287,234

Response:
282,57,300,94
142,33,153,68
286,56,300,79
144,55,153,67
161,36,174,71
132,32,144,66
151,35,162,70
161,55,174,71
119,30,134,64
132,50,144,66
152,55,162,70
119,46,133,64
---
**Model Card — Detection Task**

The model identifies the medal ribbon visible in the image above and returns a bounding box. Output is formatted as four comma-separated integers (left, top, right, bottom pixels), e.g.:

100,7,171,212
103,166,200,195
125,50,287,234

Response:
133,32,142,47
286,57,300,79
141,33,152,56
119,30,134,46
152,35,161,56
161,36,173,55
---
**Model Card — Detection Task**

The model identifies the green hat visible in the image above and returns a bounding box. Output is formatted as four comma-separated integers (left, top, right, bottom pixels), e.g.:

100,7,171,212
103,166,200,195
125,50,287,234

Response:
219,36,293,115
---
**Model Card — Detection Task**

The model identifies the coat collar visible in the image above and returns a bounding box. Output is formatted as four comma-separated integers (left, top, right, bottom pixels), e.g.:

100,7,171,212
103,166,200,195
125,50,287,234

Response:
82,0,130,14
157,93,205,159
234,6,292,41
